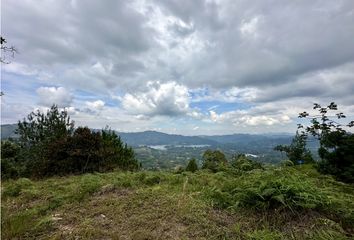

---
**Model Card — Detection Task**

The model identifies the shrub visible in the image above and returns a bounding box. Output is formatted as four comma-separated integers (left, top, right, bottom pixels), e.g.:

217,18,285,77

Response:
185,158,198,172
1,141,22,179
280,160,294,167
205,169,329,212
144,175,161,186
231,154,263,171
202,150,228,172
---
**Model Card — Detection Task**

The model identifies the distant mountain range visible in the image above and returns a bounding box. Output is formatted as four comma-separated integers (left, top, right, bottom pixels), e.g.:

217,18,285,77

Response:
1,123,293,146
1,123,320,168
117,131,216,146
1,124,18,139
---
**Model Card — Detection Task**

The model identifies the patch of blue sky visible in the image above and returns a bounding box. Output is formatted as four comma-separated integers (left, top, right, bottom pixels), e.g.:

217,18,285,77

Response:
191,101,253,114
1,72,43,94
73,89,118,107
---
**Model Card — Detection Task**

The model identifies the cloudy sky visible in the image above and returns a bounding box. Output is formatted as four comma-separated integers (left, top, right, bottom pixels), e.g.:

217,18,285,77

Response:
1,0,354,135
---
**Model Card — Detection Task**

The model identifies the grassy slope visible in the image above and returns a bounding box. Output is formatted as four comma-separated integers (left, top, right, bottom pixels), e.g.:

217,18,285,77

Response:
1,165,354,239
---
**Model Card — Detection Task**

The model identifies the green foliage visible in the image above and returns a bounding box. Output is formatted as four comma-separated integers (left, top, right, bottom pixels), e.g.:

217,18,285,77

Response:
2,178,33,198
101,128,139,171
1,141,23,179
231,154,263,171
202,149,228,172
317,132,354,183
1,140,20,158
7,105,140,178
16,105,74,148
280,159,294,167
298,102,354,183
185,158,198,172
274,131,314,165
1,166,353,239
205,168,329,212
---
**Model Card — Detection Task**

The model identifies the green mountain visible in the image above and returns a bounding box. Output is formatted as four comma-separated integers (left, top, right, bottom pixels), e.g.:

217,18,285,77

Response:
0,124,18,139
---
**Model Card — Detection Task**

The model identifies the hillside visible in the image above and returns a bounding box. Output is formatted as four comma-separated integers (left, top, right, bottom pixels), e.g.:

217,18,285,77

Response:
0,124,315,168
117,130,217,146
0,124,291,147
2,165,353,239
0,124,18,139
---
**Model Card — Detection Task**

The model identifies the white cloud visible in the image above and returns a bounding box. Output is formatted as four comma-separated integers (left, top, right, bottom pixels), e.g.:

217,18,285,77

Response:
240,16,261,38
85,100,105,111
208,106,291,127
36,86,73,107
3,62,38,76
121,81,190,117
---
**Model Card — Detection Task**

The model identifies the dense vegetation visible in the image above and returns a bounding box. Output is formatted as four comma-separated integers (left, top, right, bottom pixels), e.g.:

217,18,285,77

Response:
2,165,353,239
274,131,314,165
1,105,140,179
298,102,354,183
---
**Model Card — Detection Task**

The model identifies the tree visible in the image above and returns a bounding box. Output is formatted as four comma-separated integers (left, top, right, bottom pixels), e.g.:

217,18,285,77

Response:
231,154,263,171
202,150,227,172
16,105,74,148
14,105,74,177
13,105,140,178
185,158,198,172
274,131,314,165
1,140,22,179
100,127,139,171
298,102,354,182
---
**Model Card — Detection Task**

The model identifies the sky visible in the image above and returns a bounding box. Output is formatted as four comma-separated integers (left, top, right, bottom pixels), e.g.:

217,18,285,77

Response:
1,0,354,135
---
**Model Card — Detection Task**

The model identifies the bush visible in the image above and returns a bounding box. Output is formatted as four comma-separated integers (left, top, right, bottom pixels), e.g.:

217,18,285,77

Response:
202,150,228,172
1,141,22,179
231,154,263,171
205,169,329,212
280,160,294,167
185,158,198,172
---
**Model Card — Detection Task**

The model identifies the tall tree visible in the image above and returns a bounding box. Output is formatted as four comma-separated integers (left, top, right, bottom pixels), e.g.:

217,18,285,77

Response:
298,102,354,182
274,131,313,165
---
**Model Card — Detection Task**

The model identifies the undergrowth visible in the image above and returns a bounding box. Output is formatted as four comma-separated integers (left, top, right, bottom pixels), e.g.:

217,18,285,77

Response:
1,165,353,239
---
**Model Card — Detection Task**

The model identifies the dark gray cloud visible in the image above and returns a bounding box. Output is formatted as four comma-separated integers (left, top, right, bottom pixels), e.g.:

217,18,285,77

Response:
254,62,354,104
2,0,354,126
155,0,224,31
4,0,153,60
2,0,154,89
153,1,354,93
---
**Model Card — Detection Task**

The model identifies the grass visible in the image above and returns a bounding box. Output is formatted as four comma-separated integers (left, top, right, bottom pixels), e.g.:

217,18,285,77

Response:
1,165,354,239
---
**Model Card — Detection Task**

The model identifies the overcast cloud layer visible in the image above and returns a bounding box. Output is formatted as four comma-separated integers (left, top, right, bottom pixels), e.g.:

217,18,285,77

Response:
2,0,354,135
